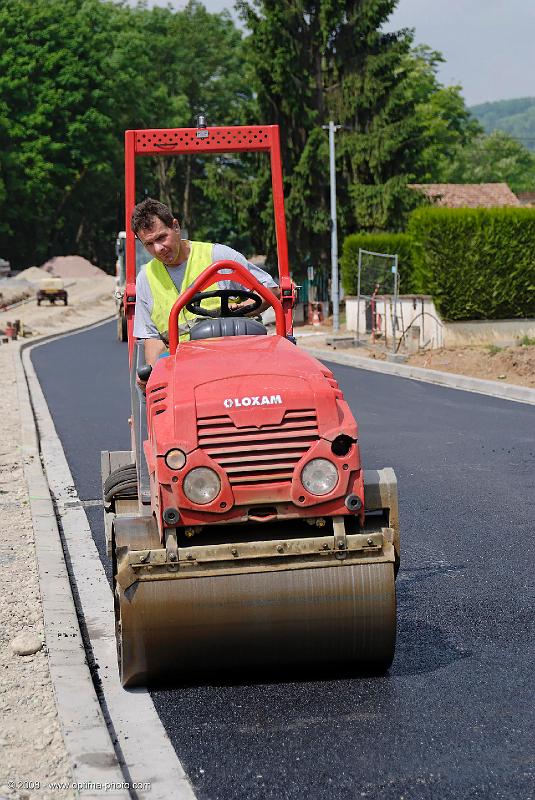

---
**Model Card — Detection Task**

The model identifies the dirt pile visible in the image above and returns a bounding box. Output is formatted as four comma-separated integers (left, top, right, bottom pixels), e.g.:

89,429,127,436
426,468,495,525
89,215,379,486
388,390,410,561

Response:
0,289,32,309
0,273,115,338
14,266,48,284
40,255,107,279
407,343,535,388
351,340,535,388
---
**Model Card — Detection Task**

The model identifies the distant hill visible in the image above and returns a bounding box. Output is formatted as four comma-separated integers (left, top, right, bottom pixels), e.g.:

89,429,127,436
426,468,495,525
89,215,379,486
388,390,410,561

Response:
470,97,535,151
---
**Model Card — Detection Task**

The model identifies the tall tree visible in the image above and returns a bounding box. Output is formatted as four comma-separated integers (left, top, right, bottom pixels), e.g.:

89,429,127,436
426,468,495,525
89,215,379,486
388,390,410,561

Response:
151,1,256,247
0,0,124,268
237,0,425,273
404,46,481,182
404,54,535,193
0,0,253,270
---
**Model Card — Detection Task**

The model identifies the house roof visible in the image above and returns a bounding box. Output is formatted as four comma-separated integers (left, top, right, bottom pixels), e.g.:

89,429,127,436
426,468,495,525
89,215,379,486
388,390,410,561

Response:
408,183,521,208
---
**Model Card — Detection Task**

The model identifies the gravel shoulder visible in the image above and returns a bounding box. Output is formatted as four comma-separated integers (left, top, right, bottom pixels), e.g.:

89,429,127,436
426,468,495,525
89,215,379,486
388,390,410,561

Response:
405,342,535,387
295,326,535,389
1,349,74,800
0,277,115,800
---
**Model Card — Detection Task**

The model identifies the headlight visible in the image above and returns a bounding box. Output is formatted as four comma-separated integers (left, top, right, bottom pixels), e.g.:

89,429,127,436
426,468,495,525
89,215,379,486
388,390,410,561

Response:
165,448,186,470
183,467,221,505
301,458,338,496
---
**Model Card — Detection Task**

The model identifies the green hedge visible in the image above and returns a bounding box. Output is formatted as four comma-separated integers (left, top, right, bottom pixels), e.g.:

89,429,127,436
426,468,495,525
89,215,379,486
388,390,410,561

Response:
408,207,535,320
341,232,415,296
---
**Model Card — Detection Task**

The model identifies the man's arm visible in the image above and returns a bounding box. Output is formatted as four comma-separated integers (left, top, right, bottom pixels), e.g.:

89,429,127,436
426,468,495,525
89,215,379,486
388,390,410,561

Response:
257,285,280,314
136,338,166,390
144,337,167,366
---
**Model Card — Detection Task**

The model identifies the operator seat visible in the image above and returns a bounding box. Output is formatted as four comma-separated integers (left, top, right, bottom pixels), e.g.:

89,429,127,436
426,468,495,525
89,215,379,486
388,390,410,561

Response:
189,317,267,340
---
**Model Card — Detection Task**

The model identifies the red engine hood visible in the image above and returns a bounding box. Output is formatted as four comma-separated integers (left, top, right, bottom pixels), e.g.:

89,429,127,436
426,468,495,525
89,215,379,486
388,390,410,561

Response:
147,335,352,451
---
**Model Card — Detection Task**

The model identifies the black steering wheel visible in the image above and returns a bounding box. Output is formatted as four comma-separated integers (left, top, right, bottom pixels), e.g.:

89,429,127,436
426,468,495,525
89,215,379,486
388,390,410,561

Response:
185,289,263,319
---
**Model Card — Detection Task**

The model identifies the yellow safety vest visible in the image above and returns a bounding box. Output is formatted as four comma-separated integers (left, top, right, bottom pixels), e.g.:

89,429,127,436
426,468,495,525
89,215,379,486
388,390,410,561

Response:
145,241,220,342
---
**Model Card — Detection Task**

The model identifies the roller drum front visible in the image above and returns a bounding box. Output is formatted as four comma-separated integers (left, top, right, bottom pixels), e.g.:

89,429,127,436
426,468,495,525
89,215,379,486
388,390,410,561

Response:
116,562,396,687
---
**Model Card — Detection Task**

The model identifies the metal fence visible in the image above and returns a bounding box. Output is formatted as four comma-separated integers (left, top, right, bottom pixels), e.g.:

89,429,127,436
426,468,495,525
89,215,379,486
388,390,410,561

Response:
298,271,330,305
356,249,399,353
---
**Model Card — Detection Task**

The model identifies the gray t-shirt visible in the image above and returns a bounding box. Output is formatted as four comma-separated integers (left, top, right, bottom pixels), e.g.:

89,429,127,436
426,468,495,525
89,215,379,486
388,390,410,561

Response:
133,243,278,339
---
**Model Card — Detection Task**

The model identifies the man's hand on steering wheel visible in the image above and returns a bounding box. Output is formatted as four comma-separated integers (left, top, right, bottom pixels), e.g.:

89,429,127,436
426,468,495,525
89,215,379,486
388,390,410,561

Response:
186,289,263,318
228,296,260,315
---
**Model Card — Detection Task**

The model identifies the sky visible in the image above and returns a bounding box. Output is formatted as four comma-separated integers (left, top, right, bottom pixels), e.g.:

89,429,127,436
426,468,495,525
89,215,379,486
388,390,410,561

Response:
385,0,535,106
140,0,535,107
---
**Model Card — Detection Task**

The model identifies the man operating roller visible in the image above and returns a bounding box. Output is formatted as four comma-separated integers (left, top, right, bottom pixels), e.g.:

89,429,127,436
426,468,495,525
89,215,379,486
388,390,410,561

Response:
131,198,279,376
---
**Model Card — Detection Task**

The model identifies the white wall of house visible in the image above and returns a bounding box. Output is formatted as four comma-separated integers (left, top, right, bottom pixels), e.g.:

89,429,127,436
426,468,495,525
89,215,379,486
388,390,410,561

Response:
443,319,535,346
345,295,444,349
345,296,535,349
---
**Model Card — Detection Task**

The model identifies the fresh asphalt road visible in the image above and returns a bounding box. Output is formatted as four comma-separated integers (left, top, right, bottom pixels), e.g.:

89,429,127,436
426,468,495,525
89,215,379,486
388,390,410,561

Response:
31,321,535,800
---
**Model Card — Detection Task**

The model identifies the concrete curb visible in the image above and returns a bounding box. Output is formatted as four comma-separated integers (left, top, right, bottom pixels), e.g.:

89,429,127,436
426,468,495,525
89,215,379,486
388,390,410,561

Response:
16,338,128,799
18,318,196,800
18,313,116,347
301,346,535,406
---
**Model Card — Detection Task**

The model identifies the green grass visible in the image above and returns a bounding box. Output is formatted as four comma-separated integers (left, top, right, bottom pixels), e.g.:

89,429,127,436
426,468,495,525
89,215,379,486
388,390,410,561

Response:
486,344,502,356
518,334,535,346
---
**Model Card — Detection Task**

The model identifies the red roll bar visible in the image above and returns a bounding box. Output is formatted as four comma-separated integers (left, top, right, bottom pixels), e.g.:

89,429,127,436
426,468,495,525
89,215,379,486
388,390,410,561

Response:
168,260,286,354
124,124,294,364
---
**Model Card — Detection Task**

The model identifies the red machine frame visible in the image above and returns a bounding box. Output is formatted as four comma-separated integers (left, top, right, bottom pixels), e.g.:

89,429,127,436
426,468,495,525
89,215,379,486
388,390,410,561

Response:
124,124,294,362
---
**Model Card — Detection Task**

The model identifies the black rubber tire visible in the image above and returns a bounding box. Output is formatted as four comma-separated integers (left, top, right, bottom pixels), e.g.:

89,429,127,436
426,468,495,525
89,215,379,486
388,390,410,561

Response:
117,312,127,342
104,464,137,502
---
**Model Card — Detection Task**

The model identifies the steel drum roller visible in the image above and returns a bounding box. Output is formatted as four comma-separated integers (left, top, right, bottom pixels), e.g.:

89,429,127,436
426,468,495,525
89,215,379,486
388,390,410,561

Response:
116,562,396,686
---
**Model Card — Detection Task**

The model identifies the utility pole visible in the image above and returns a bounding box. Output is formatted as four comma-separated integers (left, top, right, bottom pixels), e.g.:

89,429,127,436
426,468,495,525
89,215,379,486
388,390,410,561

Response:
323,121,341,332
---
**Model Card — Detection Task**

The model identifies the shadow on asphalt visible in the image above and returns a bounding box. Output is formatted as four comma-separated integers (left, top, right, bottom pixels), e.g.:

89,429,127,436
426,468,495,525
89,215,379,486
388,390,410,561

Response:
391,619,471,677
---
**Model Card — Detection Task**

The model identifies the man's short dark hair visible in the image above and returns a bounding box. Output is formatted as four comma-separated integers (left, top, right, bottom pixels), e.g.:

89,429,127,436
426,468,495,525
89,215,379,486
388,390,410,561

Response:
131,198,174,234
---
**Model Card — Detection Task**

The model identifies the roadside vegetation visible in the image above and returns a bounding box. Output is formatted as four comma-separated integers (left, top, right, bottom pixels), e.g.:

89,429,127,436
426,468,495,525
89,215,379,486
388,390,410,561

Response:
1,0,535,285
470,97,535,152
342,207,535,320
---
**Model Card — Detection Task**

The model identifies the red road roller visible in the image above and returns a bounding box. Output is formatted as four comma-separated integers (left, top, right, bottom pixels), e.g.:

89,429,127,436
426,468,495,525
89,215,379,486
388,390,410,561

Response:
101,124,400,686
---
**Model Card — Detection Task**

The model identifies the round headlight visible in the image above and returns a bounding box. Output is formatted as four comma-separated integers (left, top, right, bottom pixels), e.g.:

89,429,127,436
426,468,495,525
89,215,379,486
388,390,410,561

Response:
165,448,186,470
301,458,338,496
183,467,221,505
